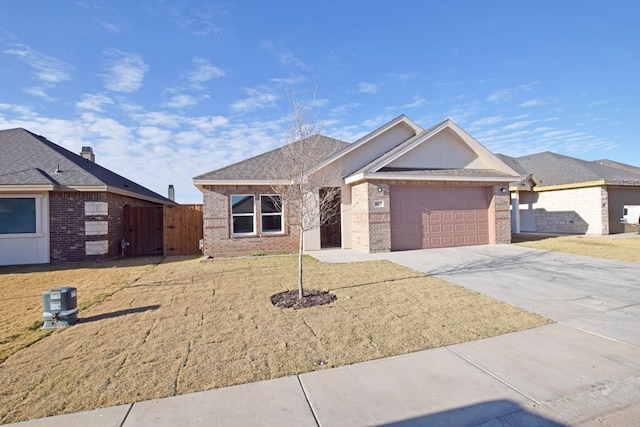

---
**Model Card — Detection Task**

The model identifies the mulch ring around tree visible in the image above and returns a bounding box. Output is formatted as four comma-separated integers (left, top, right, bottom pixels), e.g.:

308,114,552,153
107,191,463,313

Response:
271,290,337,309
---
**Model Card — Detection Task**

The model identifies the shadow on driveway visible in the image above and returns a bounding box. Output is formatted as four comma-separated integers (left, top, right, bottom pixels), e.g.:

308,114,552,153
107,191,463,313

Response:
378,399,566,426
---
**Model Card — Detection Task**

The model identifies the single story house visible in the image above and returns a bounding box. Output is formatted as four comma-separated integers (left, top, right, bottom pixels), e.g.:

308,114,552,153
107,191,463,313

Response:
0,128,174,266
194,115,520,257
498,152,640,235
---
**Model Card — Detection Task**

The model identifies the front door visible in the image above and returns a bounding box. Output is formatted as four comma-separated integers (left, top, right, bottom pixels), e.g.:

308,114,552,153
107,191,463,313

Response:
320,188,341,248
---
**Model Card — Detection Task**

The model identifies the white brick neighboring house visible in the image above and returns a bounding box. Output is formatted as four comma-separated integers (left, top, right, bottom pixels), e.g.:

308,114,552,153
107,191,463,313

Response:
194,115,520,258
498,152,640,235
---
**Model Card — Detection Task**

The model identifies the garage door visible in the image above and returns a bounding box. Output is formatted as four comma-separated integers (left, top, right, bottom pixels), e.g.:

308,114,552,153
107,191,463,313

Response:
390,187,489,250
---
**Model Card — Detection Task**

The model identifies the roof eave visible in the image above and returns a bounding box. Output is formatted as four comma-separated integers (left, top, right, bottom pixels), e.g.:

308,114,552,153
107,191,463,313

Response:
193,179,291,191
512,180,606,192
345,172,519,185
0,184,55,192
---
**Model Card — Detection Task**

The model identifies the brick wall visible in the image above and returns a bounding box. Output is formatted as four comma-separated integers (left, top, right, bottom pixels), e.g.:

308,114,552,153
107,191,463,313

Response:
49,191,160,262
202,185,299,258
349,180,510,252
491,184,512,244
531,186,607,234
350,182,371,251
349,182,391,252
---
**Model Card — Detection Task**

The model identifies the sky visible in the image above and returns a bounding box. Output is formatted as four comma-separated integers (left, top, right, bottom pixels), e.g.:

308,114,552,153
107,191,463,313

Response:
1,1,638,203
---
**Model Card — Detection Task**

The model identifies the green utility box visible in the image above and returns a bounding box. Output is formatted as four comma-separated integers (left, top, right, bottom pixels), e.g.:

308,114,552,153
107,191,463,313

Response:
42,287,78,329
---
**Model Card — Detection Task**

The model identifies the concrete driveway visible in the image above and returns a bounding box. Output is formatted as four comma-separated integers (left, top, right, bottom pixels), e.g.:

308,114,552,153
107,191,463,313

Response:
381,244,640,347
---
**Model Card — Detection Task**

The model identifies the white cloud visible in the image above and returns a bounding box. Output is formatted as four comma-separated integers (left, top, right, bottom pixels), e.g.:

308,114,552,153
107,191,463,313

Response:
402,97,425,109
98,20,120,33
390,72,418,82
137,126,173,146
471,115,504,127
260,41,311,71
487,81,539,102
519,99,545,107
24,86,55,101
504,120,538,130
76,93,114,112
358,82,379,94
165,94,197,109
230,87,279,113
329,102,361,116
130,111,183,128
4,44,72,84
187,57,225,84
102,49,148,92
187,116,229,132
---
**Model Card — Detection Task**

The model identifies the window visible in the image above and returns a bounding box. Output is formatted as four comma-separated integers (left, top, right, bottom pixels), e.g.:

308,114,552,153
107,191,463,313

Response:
261,195,283,234
0,198,36,234
230,195,255,234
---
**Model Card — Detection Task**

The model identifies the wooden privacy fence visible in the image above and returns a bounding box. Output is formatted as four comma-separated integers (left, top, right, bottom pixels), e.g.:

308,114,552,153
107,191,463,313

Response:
123,204,203,257
163,204,203,256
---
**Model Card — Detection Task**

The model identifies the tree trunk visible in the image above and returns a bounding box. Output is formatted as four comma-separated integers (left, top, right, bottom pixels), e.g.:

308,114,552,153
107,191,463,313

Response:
298,223,304,298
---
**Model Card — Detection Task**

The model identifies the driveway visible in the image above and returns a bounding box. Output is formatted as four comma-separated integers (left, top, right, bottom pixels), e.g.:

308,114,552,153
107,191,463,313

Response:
380,244,640,347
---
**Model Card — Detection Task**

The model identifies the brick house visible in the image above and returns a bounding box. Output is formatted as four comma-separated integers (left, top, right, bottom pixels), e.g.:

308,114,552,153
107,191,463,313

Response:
499,152,640,235
0,128,174,266
194,115,519,258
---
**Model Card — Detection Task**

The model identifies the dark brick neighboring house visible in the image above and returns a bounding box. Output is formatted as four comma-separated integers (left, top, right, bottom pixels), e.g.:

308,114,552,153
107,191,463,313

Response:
0,128,174,266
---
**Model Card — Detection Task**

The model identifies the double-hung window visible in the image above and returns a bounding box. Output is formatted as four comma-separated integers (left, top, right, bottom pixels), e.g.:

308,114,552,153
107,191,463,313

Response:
260,195,283,234
230,195,255,235
0,198,37,234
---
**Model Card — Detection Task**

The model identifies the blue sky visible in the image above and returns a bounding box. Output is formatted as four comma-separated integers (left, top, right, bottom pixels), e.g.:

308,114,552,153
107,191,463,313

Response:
1,1,638,203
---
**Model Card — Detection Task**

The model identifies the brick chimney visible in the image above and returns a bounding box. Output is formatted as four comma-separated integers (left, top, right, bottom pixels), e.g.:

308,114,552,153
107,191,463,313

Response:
80,146,95,162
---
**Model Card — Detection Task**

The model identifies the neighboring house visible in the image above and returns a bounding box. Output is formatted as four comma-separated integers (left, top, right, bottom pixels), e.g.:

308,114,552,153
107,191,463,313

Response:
193,115,519,258
498,151,640,235
0,128,174,266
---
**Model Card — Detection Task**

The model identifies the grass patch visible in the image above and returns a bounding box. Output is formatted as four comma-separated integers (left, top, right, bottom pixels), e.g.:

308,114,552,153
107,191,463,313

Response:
514,234,640,263
0,256,163,364
0,255,548,423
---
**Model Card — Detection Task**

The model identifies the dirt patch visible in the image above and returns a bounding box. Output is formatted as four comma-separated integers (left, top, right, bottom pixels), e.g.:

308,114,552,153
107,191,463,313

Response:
0,255,549,423
271,290,337,309
514,234,640,263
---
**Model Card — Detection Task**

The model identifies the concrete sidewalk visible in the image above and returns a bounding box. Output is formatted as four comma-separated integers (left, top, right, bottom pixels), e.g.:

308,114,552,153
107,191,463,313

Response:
9,246,640,426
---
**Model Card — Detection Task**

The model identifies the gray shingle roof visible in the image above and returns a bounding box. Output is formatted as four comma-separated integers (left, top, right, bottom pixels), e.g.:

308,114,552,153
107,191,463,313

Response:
0,128,173,203
194,135,349,181
497,151,640,187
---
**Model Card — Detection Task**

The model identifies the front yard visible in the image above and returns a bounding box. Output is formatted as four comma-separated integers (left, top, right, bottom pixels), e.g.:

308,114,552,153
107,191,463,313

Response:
0,255,548,423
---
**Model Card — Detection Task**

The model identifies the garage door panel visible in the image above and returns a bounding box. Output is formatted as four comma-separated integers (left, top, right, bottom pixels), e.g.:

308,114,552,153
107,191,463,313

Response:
391,186,490,250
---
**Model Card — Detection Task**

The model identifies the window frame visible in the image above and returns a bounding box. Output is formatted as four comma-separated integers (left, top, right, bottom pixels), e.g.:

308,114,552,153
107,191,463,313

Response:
0,195,43,237
230,194,256,236
259,194,284,235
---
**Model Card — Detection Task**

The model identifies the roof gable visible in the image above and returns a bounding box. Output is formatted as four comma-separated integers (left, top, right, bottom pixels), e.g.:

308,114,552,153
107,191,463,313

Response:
0,128,173,203
344,119,520,184
316,115,422,174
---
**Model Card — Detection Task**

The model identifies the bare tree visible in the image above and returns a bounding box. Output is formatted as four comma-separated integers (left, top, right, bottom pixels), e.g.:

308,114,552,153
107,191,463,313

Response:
270,97,343,299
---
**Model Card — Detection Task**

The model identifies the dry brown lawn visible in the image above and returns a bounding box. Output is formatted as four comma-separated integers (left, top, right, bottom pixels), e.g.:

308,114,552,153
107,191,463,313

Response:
0,255,549,423
513,233,640,263
0,256,163,365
